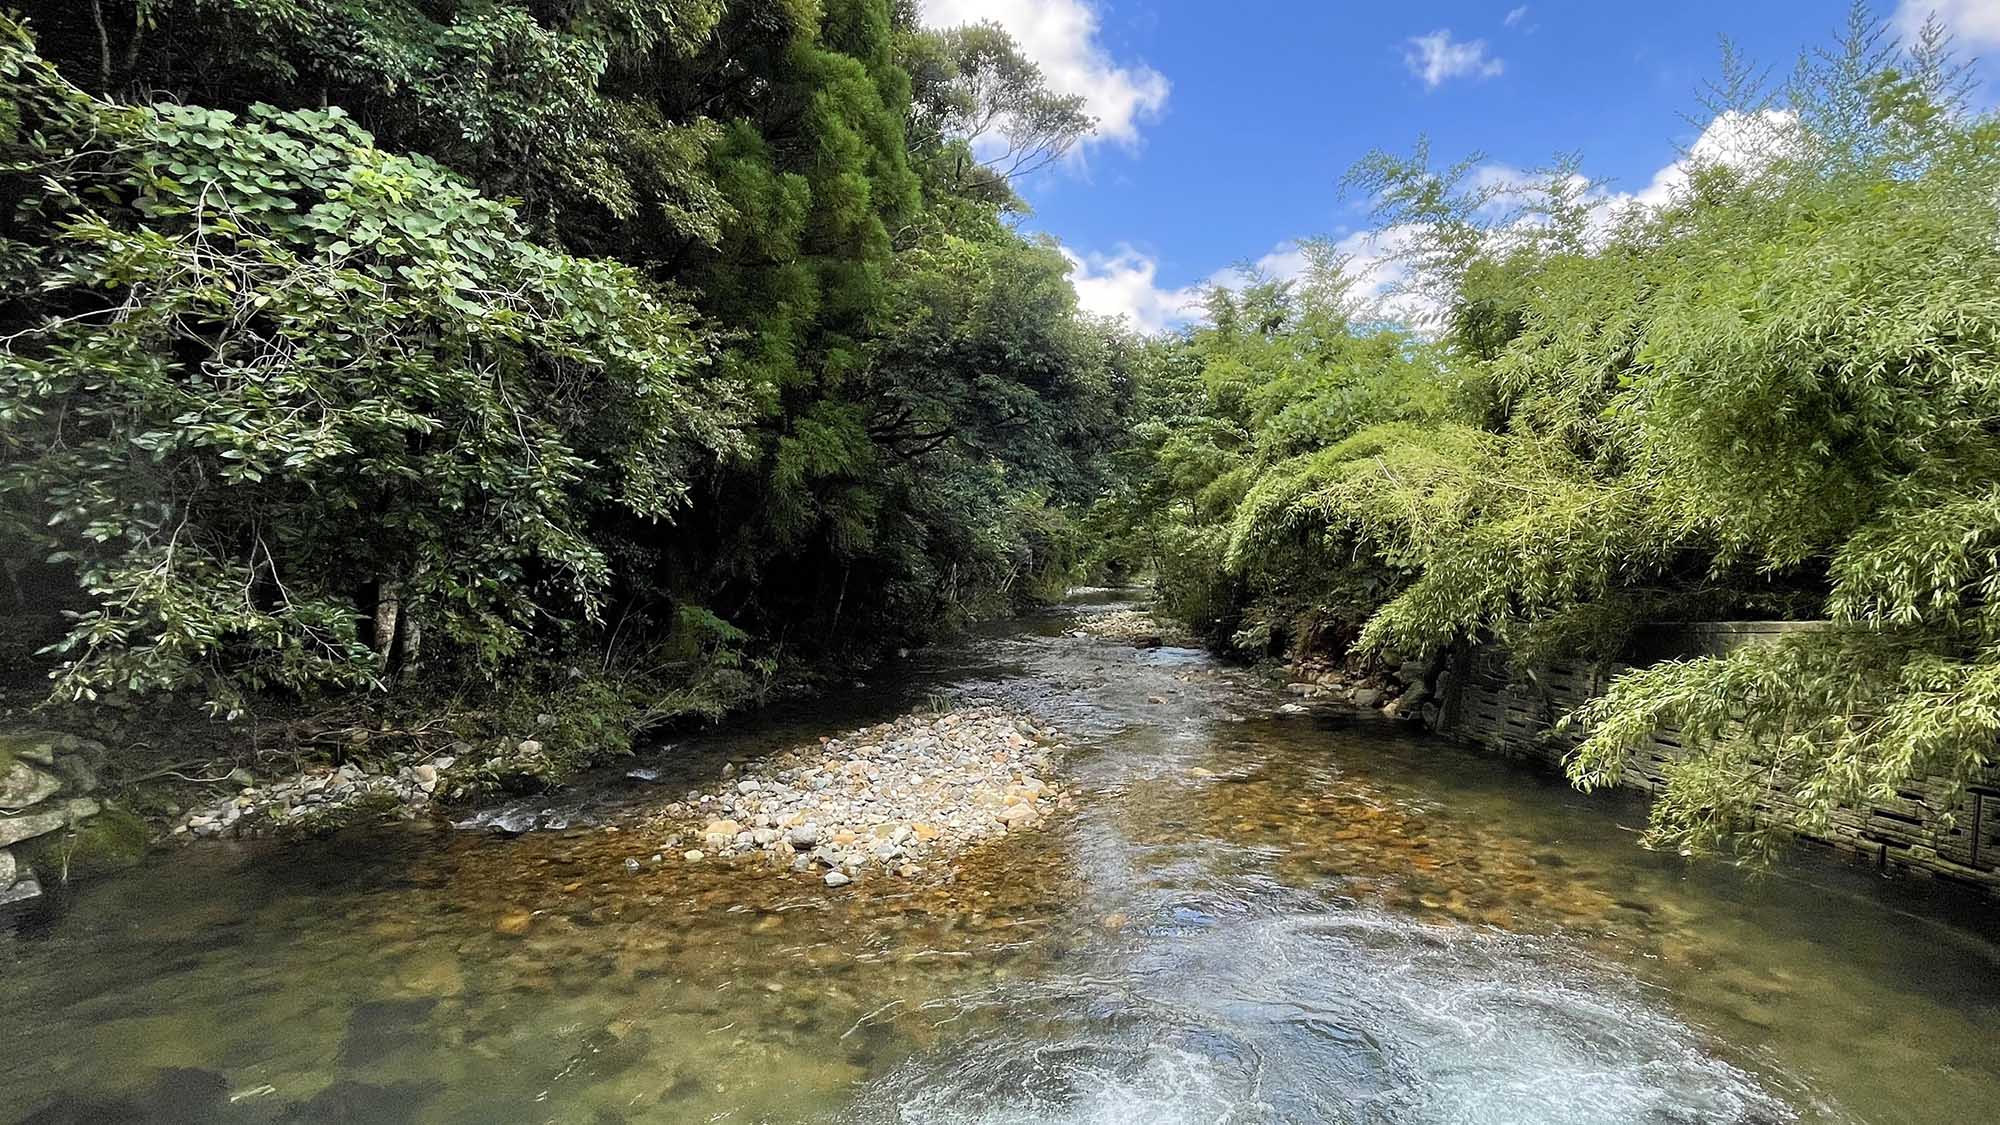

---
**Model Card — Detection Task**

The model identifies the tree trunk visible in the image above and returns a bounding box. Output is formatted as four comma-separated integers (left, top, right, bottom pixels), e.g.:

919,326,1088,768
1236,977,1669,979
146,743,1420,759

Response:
400,612,422,675
373,579,402,668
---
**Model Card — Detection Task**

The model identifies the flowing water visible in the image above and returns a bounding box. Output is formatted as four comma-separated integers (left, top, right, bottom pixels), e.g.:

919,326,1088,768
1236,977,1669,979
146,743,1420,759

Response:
5,593,2000,1124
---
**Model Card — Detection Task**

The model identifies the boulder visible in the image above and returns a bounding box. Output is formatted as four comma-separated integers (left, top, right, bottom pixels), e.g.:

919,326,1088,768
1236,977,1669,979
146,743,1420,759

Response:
998,802,1039,825
0,798,99,848
49,754,99,794
14,804,146,881
0,876,41,908
0,760,61,809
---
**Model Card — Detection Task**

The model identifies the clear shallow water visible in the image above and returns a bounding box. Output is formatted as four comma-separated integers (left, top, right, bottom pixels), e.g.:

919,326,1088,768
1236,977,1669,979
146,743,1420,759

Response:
5,596,1999,1124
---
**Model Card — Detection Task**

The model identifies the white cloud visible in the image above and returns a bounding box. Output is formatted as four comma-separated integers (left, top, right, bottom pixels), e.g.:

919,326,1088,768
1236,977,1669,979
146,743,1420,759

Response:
1504,6,1530,28
1470,161,1544,209
1895,1,2000,48
1620,109,1799,212
1203,233,1449,329
1158,110,1794,335
1326,228,1449,327
1236,243,1314,286
1060,110,1803,338
1062,246,1204,333
1060,234,1441,337
1404,29,1505,89
1457,111,1800,250
919,0,1170,146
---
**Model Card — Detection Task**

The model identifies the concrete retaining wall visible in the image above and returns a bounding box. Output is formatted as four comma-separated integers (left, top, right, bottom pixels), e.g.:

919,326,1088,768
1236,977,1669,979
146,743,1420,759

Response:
1433,624,2000,896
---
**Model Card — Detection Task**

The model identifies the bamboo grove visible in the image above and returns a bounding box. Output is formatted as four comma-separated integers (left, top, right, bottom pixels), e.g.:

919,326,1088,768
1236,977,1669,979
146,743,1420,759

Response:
1092,10,2000,858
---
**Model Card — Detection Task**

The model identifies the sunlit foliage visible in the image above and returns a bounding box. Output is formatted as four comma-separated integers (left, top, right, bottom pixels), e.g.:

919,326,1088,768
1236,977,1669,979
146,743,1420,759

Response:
1105,6,2000,858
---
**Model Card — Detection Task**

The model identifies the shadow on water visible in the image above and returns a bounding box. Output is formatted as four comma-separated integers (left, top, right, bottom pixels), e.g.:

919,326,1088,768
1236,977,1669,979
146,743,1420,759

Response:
4,590,1999,1123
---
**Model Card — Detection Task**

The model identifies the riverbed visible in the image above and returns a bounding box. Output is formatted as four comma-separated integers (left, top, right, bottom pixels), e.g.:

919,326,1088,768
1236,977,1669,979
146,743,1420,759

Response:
6,592,2000,1123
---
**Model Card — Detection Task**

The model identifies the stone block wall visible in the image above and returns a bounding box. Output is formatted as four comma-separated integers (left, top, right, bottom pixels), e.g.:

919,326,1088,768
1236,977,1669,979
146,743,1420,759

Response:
1433,626,2000,897
0,732,109,906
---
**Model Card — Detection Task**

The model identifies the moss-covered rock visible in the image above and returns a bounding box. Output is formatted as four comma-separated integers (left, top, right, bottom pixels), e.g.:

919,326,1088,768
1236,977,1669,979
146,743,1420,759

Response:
0,731,59,771
15,804,150,884
0,758,60,807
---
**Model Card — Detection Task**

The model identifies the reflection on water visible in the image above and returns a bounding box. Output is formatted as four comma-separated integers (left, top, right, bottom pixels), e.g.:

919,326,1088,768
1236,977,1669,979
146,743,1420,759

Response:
4,597,1999,1124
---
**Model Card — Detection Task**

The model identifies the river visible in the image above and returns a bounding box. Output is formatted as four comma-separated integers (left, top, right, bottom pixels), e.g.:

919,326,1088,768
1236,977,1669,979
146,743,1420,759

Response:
5,591,2000,1123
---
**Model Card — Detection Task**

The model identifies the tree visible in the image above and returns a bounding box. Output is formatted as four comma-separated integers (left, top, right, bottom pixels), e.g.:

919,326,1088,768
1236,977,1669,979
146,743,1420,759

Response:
0,18,743,713
900,18,1095,207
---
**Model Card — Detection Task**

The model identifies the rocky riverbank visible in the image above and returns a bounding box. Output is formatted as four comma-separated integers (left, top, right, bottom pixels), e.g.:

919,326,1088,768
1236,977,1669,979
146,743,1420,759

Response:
1279,651,1435,720
1069,606,1196,648
172,750,469,840
642,706,1067,886
0,732,141,907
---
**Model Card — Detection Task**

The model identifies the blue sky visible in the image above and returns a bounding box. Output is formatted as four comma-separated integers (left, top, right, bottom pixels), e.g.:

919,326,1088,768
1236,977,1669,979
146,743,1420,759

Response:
918,1,2000,330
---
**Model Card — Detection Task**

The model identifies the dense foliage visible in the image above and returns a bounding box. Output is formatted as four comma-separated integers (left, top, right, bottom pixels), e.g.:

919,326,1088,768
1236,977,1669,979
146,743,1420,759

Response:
1,2,1129,769
1101,9,2000,859
8,0,1997,862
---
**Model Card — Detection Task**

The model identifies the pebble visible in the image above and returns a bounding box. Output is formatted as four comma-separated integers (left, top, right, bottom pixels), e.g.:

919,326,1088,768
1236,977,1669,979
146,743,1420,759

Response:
173,747,478,840
646,706,1066,886
824,871,852,888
